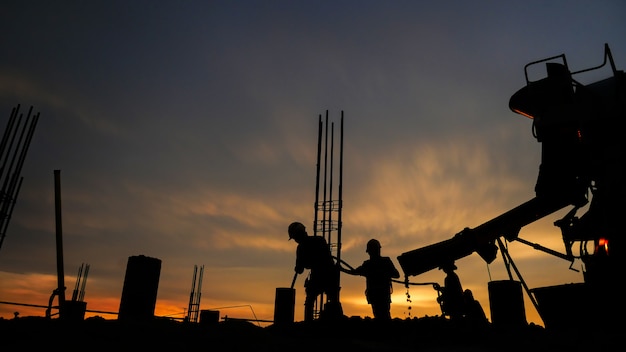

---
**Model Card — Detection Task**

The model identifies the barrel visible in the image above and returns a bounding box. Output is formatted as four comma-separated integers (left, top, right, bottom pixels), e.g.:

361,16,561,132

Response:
273,287,295,325
488,280,527,328
118,255,162,321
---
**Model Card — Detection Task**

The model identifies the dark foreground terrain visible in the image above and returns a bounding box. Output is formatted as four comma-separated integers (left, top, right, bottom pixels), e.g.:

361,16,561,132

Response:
1,315,619,351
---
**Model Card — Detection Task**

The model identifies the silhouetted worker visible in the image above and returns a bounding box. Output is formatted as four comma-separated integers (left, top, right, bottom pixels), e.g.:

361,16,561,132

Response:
288,221,342,321
463,289,488,324
352,239,400,320
436,261,464,320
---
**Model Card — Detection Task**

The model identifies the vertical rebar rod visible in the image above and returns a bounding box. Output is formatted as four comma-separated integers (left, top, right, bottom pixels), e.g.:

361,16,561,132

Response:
187,265,198,321
0,106,31,196
336,112,344,297
72,264,84,301
312,114,324,319
322,110,329,240
328,122,334,250
320,111,330,311
0,105,19,181
195,265,204,323
0,178,23,248
79,264,90,302
0,110,23,207
314,115,322,236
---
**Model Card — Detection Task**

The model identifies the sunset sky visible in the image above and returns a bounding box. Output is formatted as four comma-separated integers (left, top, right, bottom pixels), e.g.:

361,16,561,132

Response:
1,1,625,326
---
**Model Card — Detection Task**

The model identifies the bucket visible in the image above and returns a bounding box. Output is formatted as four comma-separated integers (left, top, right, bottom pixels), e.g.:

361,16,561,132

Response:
488,280,526,328
273,287,295,325
62,301,87,321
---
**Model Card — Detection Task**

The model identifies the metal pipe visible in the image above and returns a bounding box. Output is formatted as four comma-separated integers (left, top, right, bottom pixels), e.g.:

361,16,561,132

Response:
54,170,66,317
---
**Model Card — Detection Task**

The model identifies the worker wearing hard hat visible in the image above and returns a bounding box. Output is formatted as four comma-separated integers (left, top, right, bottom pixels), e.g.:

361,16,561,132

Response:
436,261,464,320
288,221,342,321
351,239,400,320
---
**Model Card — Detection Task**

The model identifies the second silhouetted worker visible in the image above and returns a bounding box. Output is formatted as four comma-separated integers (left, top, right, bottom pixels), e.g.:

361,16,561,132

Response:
352,239,400,320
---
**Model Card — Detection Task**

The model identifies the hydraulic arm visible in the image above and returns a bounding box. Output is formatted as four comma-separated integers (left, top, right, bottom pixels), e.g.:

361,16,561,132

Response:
398,195,578,277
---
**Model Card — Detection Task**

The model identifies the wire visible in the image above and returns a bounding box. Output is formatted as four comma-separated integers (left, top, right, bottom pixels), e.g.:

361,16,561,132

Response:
207,305,261,327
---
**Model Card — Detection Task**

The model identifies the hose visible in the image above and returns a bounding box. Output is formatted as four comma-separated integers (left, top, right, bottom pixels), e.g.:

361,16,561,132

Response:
334,256,441,291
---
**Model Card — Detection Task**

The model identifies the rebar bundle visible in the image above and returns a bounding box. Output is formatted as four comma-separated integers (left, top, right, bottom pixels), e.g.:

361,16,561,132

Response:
0,104,40,252
186,264,204,323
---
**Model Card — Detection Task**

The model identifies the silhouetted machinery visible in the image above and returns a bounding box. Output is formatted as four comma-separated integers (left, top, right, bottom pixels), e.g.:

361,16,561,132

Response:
397,43,624,331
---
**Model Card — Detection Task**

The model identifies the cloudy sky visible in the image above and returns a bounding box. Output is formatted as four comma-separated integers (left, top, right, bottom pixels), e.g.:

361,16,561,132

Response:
1,1,625,325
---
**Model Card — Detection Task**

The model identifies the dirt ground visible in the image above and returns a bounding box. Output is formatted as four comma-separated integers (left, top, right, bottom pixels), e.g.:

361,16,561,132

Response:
1,315,619,351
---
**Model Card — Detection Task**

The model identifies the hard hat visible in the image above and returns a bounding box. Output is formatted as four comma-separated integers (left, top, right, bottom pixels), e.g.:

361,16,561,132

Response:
288,222,306,240
366,239,381,253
